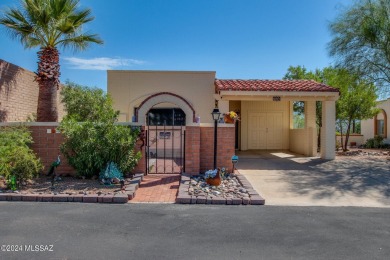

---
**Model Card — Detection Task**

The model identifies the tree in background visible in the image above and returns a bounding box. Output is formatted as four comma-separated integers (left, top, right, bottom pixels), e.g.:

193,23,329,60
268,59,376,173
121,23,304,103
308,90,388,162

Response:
320,67,379,151
329,0,390,92
59,82,141,178
284,65,379,151
0,0,102,122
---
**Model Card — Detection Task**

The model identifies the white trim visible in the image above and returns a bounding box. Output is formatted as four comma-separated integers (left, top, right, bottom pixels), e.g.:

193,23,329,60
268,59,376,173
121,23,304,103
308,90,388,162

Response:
219,90,339,97
200,123,235,127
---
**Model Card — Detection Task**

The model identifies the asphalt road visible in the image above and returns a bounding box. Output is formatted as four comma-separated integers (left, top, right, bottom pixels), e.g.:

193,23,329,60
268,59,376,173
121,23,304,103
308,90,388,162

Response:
0,202,389,260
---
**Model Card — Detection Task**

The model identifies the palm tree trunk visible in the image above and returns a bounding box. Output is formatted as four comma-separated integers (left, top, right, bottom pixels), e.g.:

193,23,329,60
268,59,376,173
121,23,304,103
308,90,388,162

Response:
36,47,60,122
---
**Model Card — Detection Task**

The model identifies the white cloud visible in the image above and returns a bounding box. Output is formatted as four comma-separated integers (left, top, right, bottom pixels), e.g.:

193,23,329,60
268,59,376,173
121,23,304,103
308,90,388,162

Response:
63,57,146,70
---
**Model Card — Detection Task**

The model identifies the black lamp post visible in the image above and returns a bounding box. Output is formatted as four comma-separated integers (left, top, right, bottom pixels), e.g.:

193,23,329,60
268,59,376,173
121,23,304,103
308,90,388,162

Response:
211,108,221,169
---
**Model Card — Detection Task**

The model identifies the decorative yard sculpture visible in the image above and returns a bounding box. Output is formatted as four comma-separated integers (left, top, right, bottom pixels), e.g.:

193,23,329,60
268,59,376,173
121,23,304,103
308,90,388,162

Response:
47,155,61,187
99,162,125,189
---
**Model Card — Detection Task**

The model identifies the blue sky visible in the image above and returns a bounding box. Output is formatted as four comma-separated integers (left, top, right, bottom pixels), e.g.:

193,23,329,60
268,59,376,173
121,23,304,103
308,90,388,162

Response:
0,0,353,91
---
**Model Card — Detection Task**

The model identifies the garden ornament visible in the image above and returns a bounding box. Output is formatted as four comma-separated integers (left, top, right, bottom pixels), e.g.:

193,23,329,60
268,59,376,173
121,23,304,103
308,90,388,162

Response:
47,155,61,187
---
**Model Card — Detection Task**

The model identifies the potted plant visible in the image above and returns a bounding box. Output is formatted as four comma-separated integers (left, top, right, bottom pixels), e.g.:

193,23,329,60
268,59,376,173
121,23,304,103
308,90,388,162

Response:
223,111,239,124
204,169,221,186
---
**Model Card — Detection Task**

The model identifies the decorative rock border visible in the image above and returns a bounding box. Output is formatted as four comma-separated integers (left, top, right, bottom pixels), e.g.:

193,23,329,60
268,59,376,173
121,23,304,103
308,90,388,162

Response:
176,173,265,205
0,173,144,204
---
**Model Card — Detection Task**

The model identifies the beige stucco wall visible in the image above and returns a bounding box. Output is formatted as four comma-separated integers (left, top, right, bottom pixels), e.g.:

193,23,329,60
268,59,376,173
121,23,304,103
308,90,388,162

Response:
107,70,216,124
0,59,65,122
361,99,390,143
336,134,364,147
241,101,290,150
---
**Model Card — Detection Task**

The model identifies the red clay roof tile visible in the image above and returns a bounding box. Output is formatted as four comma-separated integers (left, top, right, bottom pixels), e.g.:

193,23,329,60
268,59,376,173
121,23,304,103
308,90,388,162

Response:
215,79,339,93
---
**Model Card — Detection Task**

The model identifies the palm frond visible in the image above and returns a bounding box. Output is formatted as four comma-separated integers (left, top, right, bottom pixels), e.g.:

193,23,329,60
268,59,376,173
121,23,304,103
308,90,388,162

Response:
59,33,103,51
1,0,102,50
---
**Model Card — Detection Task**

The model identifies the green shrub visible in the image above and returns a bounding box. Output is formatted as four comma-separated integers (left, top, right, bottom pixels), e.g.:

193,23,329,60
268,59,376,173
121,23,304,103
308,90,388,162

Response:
364,135,384,148
0,126,43,187
59,82,141,178
59,120,141,178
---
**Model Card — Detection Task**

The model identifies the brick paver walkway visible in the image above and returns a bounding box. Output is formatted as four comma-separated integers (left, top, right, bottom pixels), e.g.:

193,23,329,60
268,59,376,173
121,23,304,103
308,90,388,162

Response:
130,174,180,203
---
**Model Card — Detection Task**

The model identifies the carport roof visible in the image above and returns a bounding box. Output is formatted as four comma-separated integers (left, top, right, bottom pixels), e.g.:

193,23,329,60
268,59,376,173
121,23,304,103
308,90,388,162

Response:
215,79,339,93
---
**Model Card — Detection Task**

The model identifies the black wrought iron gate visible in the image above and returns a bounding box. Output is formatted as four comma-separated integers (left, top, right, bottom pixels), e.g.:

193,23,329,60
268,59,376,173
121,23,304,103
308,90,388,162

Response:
145,125,185,174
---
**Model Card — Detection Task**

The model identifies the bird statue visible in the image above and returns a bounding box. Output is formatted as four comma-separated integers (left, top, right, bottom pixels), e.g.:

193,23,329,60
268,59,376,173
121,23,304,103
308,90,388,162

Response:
47,155,61,187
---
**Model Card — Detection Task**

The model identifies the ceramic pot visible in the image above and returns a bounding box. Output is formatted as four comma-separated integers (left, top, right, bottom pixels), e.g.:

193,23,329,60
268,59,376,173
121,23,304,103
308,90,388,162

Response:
206,172,221,186
224,114,234,124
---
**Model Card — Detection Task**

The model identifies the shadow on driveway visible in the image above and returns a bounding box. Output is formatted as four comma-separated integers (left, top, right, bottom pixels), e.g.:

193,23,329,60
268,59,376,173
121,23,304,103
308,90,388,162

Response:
237,151,390,207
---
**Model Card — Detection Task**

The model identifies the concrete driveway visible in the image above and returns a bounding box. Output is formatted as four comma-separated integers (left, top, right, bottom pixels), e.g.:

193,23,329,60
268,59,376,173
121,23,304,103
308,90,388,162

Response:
237,150,390,207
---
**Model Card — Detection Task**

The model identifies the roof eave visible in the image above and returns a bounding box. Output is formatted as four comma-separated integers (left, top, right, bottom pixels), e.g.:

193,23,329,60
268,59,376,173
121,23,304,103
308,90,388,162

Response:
218,90,339,101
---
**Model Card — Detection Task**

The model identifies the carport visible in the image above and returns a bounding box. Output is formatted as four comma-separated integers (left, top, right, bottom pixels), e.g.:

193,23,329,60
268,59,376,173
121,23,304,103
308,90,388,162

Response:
236,150,390,207
215,79,340,159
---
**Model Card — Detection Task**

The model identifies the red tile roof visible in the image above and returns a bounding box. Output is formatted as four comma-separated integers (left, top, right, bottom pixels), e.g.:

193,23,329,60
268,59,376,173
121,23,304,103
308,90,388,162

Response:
215,79,339,93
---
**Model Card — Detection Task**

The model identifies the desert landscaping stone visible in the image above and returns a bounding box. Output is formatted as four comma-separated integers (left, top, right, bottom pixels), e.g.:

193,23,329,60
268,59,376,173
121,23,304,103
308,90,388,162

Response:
178,173,264,205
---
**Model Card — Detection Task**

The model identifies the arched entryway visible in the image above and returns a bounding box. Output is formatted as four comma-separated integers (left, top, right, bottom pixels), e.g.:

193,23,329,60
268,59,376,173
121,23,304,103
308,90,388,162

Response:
136,92,195,174
135,92,196,125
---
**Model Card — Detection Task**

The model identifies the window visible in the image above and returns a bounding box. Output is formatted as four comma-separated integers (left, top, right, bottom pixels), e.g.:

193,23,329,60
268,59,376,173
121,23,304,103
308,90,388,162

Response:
374,110,387,138
377,120,385,136
147,108,186,126
293,101,305,129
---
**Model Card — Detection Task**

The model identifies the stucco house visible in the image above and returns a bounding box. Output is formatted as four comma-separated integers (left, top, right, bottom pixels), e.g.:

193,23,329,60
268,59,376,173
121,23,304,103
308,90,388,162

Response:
108,70,339,174
361,98,389,143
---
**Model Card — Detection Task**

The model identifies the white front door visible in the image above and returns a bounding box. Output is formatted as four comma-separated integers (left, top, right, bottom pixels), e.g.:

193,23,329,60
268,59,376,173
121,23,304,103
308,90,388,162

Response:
248,112,283,149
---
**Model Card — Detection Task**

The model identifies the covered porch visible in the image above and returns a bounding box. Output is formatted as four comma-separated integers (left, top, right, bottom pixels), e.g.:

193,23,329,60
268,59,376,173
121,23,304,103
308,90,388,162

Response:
215,80,339,160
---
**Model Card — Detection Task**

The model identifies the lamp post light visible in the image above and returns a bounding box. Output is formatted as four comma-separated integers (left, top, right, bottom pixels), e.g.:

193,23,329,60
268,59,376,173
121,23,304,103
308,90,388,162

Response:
211,108,221,169
231,155,239,174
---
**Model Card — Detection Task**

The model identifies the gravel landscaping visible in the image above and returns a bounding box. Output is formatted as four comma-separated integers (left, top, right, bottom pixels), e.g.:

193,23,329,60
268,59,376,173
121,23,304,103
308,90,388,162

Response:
0,173,144,203
177,173,265,205
336,148,390,157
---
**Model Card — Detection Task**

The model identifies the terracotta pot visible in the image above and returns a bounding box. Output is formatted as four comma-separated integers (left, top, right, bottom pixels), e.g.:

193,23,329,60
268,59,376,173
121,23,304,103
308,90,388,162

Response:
206,172,221,186
224,114,234,124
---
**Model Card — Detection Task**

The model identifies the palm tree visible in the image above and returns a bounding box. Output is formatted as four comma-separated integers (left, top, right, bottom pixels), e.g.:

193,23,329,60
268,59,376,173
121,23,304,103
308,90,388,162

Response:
0,0,103,122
